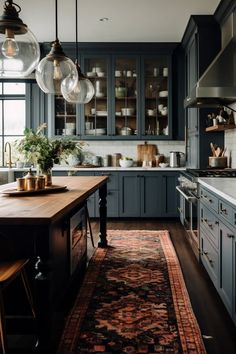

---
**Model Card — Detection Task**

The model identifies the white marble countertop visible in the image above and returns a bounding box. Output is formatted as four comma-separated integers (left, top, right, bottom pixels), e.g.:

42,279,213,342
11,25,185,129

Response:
0,166,186,172
198,177,236,206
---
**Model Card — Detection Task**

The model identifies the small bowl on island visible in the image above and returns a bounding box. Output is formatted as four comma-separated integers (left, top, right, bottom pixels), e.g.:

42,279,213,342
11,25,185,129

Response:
119,157,133,168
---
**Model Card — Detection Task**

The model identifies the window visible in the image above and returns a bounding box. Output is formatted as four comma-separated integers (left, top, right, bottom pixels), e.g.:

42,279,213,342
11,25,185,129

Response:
0,82,26,166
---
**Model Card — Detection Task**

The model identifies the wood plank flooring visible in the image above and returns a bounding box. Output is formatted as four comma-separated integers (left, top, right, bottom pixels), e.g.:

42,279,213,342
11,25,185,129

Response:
87,218,236,354
6,219,236,353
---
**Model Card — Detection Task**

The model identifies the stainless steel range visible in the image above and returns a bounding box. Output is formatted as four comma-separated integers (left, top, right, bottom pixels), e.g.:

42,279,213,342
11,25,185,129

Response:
176,168,236,259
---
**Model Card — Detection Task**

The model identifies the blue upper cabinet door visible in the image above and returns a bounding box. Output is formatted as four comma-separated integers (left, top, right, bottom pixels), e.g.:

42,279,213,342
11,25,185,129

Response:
141,55,172,140
80,54,111,139
112,55,140,139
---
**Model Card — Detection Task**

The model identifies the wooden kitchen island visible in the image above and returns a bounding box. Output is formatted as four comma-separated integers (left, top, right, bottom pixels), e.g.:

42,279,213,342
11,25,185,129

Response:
0,176,108,353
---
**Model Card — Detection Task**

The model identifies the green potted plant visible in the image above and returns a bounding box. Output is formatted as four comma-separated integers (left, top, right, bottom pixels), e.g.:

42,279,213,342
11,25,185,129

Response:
15,123,84,185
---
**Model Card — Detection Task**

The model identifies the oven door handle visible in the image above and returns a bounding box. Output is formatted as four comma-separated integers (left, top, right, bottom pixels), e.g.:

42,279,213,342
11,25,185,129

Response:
176,186,197,202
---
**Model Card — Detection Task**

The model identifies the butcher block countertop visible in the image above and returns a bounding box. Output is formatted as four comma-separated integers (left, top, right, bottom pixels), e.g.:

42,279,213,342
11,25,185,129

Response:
0,176,108,225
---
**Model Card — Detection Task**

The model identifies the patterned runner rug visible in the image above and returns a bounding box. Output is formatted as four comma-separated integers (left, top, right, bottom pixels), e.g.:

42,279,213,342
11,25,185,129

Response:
58,230,206,354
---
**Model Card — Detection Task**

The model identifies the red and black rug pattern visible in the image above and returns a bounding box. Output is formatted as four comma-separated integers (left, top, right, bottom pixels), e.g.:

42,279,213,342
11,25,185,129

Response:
58,230,206,354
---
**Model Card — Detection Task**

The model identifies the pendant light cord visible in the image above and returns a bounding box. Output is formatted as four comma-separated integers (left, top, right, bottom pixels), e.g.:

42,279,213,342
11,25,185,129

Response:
55,0,58,40
75,0,79,61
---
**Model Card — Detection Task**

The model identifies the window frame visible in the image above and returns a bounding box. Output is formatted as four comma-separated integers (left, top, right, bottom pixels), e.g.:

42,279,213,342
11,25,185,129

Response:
0,82,28,167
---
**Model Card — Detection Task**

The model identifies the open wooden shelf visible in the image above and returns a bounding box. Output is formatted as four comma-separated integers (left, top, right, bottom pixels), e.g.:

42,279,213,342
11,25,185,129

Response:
205,124,236,132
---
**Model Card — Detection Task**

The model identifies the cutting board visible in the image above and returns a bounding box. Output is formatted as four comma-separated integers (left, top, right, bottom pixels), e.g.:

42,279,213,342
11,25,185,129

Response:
137,143,157,166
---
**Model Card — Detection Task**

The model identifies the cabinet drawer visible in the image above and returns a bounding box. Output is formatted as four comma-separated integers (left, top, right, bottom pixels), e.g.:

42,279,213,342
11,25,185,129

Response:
200,231,219,289
200,187,218,213
219,199,236,227
200,204,219,248
95,172,118,190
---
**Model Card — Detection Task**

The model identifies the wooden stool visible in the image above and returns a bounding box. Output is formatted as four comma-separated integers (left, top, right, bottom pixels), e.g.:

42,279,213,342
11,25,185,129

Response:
0,259,35,354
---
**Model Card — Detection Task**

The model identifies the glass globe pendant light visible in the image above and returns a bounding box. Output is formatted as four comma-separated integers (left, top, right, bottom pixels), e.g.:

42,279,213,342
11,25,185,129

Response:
0,0,40,78
35,0,78,95
61,0,94,103
61,60,95,103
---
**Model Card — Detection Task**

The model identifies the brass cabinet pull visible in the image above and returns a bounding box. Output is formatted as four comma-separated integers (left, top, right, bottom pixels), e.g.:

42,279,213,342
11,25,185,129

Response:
226,233,234,238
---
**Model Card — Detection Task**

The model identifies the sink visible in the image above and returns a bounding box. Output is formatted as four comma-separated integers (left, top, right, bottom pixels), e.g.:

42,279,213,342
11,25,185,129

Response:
0,169,14,184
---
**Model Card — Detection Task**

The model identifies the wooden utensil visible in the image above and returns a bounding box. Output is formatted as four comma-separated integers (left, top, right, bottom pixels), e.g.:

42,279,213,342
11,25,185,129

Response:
221,147,227,157
137,142,157,166
210,142,216,156
215,147,222,157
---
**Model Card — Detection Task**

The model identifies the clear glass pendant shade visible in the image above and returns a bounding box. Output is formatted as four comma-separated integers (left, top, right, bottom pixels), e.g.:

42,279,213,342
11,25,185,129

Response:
61,64,95,103
0,26,40,78
35,41,78,95
61,76,95,103
0,0,40,78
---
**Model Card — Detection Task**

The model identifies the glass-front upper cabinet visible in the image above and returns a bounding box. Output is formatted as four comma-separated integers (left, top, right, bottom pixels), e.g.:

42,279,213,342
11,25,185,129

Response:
54,96,77,136
142,57,170,138
113,56,138,138
81,56,109,138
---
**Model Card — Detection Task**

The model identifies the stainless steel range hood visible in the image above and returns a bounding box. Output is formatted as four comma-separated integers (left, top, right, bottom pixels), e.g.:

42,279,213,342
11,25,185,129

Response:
184,11,236,108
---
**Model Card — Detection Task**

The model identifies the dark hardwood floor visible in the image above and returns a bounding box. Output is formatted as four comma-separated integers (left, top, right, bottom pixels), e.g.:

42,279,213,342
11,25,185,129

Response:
88,218,236,354
5,219,236,354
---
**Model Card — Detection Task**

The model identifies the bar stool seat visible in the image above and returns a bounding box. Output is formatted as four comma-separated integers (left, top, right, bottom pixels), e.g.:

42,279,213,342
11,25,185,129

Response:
0,258,35,354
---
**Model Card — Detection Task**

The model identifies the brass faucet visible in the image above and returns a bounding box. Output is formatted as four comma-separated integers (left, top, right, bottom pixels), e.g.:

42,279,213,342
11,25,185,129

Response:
4,142,13,168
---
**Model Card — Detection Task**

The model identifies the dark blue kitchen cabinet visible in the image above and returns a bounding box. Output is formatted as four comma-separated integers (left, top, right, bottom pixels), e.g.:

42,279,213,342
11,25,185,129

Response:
219,221,234,316
140,173,162,217
163,173,179,217
119,173,140,217
199,184,236,325
42,42,184,141
119,171,179,217
182,16,223,168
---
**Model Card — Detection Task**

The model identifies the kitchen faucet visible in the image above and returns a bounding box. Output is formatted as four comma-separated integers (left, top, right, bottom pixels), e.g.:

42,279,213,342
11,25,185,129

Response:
4,142,13,168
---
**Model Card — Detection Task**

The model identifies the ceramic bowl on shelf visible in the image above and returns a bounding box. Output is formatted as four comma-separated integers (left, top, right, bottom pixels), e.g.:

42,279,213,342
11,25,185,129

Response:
119,158,133,168
121,108,135,116
159,90,168,97
97,72,105,77
159,162,169,168
87,72,96,77
120,126,132,135
86,128,106,135
96,111,107,116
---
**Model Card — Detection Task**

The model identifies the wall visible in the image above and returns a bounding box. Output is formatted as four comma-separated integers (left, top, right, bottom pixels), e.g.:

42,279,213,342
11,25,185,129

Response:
224,103,236,168
79,140,186,166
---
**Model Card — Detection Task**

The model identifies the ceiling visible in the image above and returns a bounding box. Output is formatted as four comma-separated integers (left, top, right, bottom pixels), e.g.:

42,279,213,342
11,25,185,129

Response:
14,0,221,43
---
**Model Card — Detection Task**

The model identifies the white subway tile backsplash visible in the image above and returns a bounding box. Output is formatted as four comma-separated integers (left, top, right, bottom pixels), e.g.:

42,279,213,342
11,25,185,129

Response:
225,127,236,168
81,140,185,165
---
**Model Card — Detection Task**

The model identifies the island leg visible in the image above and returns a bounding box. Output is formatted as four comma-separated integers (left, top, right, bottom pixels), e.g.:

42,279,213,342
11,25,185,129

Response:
34,234,52,354
98,182,108,247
